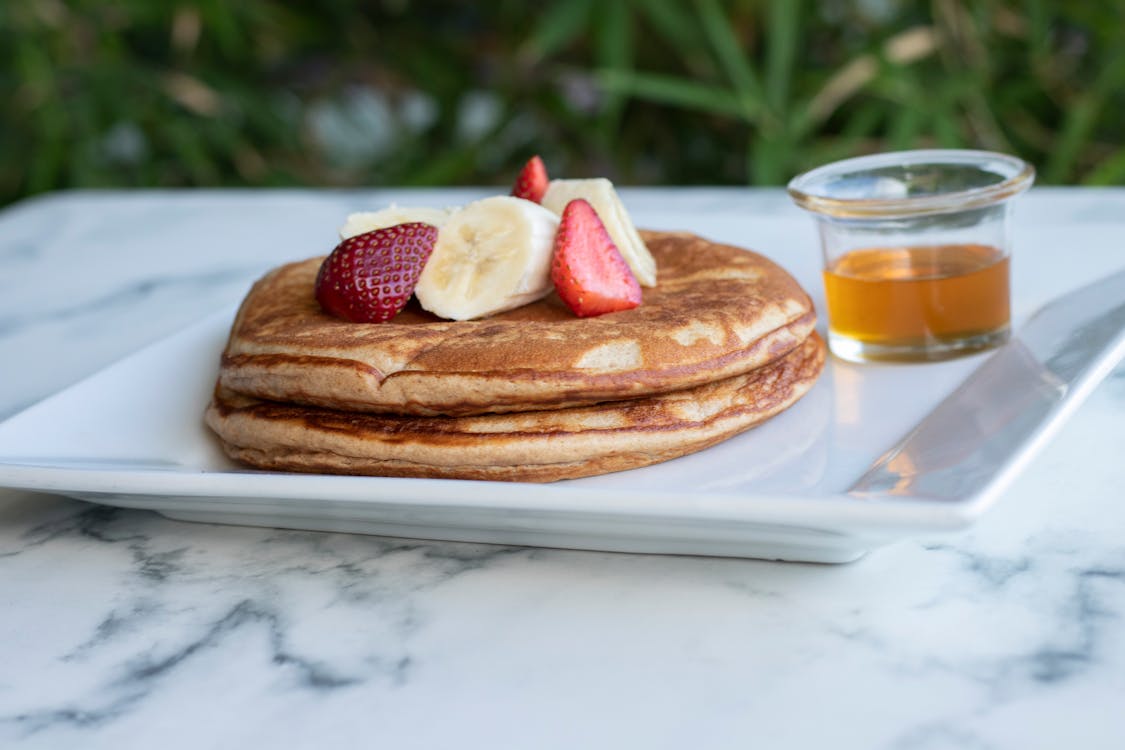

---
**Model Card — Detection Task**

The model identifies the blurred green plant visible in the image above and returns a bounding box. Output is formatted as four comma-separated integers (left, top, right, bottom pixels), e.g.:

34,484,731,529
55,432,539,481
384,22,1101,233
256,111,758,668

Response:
1,0,1123,207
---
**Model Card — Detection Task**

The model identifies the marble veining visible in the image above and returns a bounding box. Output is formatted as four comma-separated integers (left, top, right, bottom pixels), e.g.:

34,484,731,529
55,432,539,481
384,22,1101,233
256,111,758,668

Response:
2,497,544,736
0,268,257,340
1,189,1124,749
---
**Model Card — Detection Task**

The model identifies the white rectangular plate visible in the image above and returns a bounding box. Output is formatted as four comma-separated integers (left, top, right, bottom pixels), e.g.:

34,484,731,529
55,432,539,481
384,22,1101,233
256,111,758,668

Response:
0,298,1068,564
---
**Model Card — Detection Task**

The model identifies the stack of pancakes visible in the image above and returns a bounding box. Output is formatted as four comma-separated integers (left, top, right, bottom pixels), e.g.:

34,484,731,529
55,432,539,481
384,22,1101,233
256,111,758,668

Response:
205,231,826,482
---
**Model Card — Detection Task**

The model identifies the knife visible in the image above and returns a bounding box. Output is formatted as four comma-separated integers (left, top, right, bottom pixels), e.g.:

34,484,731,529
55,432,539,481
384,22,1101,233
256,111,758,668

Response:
849,266,1125,502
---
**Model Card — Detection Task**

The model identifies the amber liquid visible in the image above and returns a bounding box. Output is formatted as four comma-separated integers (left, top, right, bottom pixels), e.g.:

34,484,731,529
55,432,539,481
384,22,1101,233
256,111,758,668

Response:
823,244,1010,357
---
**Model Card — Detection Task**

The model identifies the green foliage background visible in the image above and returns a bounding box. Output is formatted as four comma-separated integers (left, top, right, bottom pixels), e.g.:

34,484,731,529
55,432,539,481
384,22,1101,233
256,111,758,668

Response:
2,0,1123,207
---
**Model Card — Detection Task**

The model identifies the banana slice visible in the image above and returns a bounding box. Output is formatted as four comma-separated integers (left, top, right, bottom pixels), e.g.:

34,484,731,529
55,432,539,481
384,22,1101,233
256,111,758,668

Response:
414,196,560,321
340,205,453,240
540,178,657,287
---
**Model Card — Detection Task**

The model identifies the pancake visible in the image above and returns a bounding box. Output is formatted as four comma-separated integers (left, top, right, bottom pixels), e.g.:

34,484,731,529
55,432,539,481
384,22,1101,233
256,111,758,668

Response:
205,333,825,483
218,231,816,416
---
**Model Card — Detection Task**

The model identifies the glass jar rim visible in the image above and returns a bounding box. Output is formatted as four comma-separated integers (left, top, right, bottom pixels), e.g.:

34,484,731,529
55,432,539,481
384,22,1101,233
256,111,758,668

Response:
787,149,1035,219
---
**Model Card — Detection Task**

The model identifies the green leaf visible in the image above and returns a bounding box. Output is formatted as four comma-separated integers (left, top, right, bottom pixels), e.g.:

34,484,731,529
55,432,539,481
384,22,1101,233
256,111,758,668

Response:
521,0,595,63
596,0,633,132
1083,147,1125,186
888,97,923,150
933,111,962,147
765,0,800,117
633,0,704,61
749,133,791,185
1042,92,1101,184
1025,0,1052,64
597,69,747,119
402,146,479,186
695,0,765,121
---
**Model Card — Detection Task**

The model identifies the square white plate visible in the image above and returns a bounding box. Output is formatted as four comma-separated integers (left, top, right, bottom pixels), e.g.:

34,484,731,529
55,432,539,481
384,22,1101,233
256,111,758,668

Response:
0,299,1036,563
5,188,1125,563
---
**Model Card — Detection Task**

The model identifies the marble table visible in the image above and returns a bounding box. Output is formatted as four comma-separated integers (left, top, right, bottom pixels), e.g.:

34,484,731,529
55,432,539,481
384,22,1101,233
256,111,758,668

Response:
1,188,1123,748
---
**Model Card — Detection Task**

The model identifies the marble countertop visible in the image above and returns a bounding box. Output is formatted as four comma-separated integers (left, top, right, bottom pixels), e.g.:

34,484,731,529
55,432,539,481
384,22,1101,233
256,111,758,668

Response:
1,188,1123,748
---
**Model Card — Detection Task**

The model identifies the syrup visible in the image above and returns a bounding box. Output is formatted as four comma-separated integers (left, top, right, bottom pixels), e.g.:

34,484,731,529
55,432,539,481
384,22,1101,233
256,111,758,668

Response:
823,243,1010,348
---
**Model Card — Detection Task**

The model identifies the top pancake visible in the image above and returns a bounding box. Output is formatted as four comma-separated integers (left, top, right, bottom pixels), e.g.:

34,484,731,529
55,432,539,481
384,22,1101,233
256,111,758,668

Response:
218,231,816,416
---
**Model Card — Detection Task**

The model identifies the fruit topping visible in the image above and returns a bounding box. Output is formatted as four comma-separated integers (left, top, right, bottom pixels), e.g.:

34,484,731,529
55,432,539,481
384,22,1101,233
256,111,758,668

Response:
541,178,657,287
340,206,451,240
551,199,642,318
414,196,559,320
511,155,549,204
315,223,438,323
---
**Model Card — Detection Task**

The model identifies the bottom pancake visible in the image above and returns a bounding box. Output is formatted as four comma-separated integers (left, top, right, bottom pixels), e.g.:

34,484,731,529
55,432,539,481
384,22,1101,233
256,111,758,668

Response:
205,333,825,482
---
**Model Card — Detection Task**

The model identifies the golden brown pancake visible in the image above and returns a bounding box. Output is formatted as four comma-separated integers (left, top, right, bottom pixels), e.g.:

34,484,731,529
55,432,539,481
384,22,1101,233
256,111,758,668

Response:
206,333,825,483
218,231,816,416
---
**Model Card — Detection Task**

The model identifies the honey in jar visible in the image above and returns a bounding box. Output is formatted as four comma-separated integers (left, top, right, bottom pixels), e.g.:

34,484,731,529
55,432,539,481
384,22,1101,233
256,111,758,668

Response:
788,149,1033,363
822,243,1010,361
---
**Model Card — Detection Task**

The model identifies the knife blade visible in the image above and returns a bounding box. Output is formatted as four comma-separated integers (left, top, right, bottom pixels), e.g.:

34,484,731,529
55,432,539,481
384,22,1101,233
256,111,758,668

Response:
849,266,1125,501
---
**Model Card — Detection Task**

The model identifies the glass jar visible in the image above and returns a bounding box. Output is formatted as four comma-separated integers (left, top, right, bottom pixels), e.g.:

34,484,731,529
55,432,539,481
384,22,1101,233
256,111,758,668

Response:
788,149,1035,363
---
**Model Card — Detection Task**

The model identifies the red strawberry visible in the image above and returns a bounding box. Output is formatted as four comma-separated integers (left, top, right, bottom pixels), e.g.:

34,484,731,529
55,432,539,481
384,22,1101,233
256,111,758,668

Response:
551,199,642,318
511,155,549,203
314,223,438,323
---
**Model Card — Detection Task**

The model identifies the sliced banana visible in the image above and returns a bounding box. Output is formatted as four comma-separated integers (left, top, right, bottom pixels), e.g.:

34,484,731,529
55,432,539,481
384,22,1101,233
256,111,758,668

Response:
541,178,657,287
414,196,559,321
339,205,453,240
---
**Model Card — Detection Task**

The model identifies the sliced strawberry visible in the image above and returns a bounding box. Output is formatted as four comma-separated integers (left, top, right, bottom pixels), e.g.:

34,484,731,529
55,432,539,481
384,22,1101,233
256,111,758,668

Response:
315,222,438,323
511,155,549,203
551,199,642,318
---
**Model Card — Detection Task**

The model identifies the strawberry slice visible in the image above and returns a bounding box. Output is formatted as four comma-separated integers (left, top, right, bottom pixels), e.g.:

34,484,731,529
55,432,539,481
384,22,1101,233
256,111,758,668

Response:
511,155,549,203
551,199,642,317
315,222,438,323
